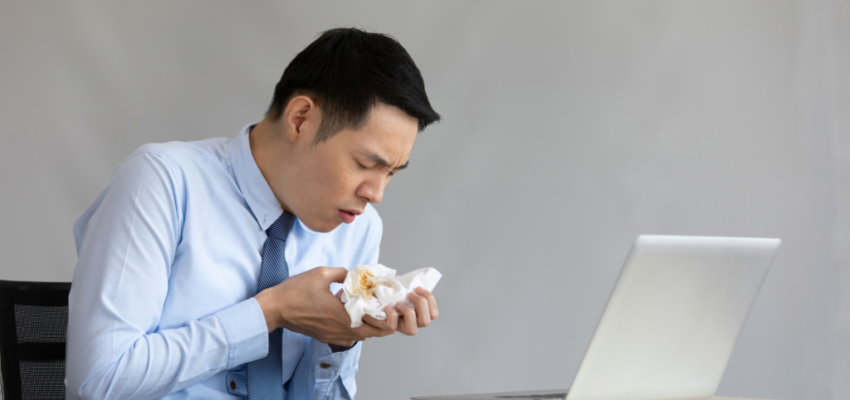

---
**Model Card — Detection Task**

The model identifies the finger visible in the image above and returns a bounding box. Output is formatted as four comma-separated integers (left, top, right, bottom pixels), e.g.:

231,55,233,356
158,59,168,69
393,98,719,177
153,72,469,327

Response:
361,314,383,328
319,266,349,284
335,289,344,300
415,287,439,320
362,314,395,334
352,322,385,338
395,302,418,336
383,305,399,332
408,292,431,328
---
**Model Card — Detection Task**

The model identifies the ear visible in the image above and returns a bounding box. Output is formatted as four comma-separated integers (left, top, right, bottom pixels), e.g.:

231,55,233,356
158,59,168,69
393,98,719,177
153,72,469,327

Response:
282,95,321,144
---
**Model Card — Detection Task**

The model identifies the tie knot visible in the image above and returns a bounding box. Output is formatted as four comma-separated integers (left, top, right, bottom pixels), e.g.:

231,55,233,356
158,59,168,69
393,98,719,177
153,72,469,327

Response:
266,211,295,240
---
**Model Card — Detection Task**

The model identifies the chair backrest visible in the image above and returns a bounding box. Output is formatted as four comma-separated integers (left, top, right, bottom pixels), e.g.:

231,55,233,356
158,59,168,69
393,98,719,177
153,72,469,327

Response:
0,280,71,400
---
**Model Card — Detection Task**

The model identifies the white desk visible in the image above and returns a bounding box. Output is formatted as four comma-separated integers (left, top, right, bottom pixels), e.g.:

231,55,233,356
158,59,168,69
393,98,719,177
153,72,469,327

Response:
384,398,775,400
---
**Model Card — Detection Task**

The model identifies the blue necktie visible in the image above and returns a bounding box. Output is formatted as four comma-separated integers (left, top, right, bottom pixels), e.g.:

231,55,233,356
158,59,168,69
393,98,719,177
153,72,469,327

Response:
246,211,296,399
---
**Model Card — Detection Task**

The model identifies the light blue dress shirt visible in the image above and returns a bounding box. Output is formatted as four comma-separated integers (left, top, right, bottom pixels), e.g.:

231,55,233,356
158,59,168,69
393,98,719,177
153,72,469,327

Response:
66,124,382,400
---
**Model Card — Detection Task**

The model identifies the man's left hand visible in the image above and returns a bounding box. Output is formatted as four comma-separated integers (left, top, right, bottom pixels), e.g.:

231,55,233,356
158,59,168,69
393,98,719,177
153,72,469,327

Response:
361,287,439,336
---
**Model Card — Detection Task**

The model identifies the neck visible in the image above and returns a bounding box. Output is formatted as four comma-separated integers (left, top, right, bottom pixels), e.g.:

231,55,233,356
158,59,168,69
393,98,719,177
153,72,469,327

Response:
250,118,295,214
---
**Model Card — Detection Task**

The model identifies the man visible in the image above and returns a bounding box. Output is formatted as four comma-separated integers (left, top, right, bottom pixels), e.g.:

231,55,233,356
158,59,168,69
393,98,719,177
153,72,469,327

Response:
66,28,441,400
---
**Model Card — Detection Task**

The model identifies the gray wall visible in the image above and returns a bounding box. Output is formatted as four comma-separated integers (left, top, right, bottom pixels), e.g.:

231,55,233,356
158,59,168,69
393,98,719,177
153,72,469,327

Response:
1,1,848,399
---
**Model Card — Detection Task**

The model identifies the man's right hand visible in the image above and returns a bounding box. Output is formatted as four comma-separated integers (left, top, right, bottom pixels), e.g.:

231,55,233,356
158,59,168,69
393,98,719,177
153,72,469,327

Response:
254,266,397,346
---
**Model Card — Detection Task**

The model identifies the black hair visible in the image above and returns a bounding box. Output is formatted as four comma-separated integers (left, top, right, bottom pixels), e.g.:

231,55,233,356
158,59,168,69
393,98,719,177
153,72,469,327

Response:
266,28,441,142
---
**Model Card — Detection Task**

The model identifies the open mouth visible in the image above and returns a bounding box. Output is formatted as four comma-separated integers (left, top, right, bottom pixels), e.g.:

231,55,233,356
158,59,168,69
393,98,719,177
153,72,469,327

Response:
338,210,357,224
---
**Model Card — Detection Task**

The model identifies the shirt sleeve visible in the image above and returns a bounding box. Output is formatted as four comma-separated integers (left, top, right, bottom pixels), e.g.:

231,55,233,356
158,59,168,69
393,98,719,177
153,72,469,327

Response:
66,151,269,400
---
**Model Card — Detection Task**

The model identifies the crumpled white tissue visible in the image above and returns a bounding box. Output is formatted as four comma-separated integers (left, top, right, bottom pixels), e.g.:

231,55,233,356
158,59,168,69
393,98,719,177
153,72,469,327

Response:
340,264,442,328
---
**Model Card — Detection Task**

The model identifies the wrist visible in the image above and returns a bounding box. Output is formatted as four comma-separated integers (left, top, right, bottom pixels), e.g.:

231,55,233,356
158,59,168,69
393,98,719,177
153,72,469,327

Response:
255,289,283,333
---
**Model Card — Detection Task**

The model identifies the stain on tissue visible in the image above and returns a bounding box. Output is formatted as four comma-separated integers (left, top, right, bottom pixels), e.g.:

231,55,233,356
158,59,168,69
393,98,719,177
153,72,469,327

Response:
341,264,442,328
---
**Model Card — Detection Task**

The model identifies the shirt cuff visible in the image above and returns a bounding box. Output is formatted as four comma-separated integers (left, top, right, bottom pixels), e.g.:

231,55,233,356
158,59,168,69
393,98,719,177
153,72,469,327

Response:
329,341,358,353
315,341,361,377
214,298,269,368
315,341,362,399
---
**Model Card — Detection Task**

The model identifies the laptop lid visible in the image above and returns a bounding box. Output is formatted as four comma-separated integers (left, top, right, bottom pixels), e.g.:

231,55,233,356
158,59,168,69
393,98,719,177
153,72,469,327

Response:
412,235,779,400
566,235,779,400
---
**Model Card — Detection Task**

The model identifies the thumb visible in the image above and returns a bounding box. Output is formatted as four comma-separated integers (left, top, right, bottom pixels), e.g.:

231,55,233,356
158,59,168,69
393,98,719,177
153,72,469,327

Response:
320,266,349,284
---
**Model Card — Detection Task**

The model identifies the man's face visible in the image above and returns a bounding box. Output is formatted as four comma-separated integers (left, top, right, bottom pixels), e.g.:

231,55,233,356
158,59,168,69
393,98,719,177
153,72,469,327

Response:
280,102,418,233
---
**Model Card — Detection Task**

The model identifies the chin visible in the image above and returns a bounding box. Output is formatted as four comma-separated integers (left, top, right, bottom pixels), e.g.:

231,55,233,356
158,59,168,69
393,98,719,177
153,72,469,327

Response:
301,218,341,233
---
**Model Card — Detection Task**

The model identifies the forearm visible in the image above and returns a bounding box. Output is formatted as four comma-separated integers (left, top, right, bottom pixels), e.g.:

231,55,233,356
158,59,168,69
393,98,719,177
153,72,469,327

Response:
66,299,268,400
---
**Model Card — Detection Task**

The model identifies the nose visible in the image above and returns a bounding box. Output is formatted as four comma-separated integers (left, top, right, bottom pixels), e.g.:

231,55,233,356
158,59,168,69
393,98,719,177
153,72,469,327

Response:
357,176,386,204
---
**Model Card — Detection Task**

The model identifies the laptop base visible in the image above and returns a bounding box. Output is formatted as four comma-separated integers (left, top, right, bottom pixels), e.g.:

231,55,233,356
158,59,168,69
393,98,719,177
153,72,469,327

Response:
412,389,570,400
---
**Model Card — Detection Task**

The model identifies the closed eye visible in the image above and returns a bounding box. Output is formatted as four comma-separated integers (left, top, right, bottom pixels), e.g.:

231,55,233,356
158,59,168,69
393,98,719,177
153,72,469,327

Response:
356,156,401,177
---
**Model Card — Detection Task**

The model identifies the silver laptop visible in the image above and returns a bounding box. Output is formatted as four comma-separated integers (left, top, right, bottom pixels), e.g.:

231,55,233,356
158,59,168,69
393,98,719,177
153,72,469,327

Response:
414,235,780,400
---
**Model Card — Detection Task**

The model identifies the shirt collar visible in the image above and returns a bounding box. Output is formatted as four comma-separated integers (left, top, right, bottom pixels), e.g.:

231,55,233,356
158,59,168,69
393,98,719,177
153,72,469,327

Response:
229,123,283,231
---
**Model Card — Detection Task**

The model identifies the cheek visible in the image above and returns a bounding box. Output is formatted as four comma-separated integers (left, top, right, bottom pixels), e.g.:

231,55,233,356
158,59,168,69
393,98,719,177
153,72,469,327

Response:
311,161,359,202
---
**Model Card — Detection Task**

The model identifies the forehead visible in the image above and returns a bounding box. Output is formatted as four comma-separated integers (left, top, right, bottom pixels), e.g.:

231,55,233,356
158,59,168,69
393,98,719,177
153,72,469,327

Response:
338,103,418,160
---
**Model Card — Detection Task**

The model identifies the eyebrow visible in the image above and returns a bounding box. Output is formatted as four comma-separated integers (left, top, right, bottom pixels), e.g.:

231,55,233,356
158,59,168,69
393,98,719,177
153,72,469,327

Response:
366,153,409,170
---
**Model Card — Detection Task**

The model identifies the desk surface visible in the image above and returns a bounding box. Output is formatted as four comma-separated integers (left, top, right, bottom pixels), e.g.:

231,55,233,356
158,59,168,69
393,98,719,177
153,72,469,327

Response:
385,398,774,400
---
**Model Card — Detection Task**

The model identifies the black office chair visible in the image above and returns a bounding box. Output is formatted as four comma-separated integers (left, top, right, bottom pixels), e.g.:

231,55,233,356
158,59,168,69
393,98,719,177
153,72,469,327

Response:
0,280,71,400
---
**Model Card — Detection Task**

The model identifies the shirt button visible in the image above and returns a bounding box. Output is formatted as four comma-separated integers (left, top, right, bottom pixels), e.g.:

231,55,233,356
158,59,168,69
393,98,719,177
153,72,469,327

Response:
320,363,331,369
230,381,236,390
